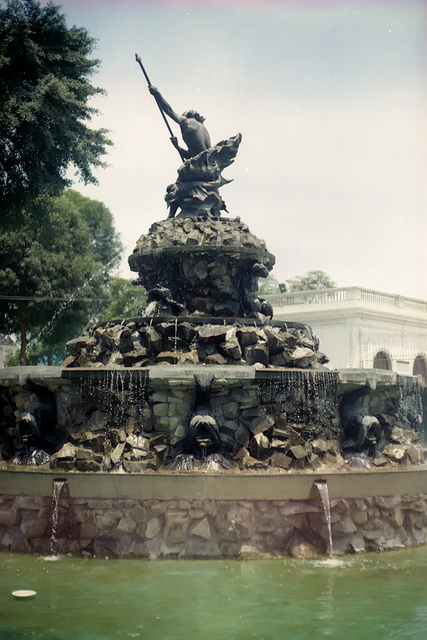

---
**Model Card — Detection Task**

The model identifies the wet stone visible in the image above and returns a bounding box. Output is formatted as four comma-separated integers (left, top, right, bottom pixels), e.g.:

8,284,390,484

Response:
249,414,275,435
290,347,315,368
244,343,269,366
237,327,259,346
198,325,228,342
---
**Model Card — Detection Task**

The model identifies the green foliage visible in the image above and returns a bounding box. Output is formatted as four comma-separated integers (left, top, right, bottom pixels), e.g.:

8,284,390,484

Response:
0,189,122,364
257,273,281,295
286,270,336,292
102,278,148,322
0,0,112,216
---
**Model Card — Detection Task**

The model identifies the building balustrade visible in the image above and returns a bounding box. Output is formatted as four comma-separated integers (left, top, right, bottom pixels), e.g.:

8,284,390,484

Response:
265,286,427,314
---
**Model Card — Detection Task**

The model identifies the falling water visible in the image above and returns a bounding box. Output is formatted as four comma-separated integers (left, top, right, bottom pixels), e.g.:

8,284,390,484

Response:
314,480,333,556
258,370,339,425
173,317,178,358
397,377,423,433
28,256,117,352
49,479,67,555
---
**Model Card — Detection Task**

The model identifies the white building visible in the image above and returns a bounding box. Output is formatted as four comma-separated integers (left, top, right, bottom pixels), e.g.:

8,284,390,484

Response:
265,286,427,385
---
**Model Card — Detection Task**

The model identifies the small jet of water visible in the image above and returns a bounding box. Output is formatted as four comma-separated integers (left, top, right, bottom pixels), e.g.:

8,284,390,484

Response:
312,557,347,569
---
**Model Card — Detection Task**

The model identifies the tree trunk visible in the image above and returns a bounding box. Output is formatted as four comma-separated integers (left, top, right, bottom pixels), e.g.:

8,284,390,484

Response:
18,302,27,366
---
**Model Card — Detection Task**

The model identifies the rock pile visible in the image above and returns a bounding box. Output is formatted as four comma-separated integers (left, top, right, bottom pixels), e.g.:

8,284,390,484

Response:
64,319,327,370
128,216,275,317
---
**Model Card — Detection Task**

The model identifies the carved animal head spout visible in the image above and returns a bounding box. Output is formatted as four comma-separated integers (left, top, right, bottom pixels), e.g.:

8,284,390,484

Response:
166,373,234,471
181,373,221,459
184,413,222,460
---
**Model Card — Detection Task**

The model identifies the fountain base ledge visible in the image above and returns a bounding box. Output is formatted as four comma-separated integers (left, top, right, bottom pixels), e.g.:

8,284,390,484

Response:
1,466,426,558
1,365,425,558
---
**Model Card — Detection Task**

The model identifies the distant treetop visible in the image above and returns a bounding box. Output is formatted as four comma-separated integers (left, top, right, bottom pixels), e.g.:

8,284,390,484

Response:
286,270,336,292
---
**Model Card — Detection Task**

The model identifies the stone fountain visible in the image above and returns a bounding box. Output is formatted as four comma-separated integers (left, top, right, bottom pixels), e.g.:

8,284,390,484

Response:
0,76,425,558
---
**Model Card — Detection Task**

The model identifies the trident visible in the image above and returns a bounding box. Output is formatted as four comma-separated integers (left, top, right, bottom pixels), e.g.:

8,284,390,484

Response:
135,53,186,162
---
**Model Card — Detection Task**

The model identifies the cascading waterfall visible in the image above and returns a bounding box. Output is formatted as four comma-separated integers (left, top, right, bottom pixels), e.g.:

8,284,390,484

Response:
258,370,339,425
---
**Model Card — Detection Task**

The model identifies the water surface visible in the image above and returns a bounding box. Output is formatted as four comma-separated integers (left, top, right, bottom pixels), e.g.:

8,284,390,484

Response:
1,548,426,639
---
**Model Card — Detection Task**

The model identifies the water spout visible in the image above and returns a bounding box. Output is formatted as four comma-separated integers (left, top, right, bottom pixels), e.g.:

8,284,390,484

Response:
50,478,67,555
313,480,333,556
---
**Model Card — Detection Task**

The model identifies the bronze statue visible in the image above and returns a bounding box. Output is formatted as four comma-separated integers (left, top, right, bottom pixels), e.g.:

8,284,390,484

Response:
136,54,241,219
149,86,211,160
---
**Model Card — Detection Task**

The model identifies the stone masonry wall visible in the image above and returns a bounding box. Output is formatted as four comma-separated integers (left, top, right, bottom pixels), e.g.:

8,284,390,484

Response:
1,492,426,559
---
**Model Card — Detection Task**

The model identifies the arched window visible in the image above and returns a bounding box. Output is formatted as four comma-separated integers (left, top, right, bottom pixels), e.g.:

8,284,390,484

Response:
373,350,392,370
413,355,427,387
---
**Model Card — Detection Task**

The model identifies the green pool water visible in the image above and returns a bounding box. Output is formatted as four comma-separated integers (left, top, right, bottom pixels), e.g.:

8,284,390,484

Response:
1,548,426,640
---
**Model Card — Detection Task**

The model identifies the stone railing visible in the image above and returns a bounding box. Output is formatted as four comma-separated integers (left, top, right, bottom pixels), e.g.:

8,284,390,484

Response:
265,287,427,313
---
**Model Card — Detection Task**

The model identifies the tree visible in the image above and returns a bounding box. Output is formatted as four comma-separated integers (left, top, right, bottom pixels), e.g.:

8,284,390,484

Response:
0,190,122,364
257,273,281,295
0,0,111,217
102,278,148,322
286,270,336,292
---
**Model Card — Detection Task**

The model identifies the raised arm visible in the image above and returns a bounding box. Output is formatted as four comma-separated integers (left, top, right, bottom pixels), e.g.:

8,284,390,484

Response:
149,86,182,125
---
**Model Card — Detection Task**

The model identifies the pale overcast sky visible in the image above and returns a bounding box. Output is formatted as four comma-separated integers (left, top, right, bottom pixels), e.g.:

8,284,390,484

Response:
60,0,426,299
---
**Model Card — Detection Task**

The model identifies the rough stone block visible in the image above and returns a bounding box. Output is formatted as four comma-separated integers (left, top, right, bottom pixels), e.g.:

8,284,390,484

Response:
205,353,227,365
163,512,189,545
279,501,319,516
85,411,109,432
145,517,162,539
383,444,407,461
20,514,48,538
117,515,137,534
108,442,125,466
0,510,19,526
244,343,269,366
203,500,218,518
290,346,315,368
221,331,242,360
129,505,147,523
215,504,255,541
249,413,275,435
75,459,102,472
75,448,103,462
270,352,292,367
145,327,163,353
15,496,45,509
235,426,250,447
270,452,292,469
190,518,211,540
349,532,366,553
80,522,98,541
237,327,259,346
198,325,228,343
351,509,368,525
334,515,357,535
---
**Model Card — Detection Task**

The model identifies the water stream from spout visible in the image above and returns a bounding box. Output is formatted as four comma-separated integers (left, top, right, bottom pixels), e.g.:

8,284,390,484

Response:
314,480,333,556
49,479,67,555
174,317,178,359
28,257,117,352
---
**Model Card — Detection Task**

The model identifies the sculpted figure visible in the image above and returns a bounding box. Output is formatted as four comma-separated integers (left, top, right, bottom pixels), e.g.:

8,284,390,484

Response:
241,262,274,320
12,378,60,465
149,86,211,159
148,86,241,218
339,381,384,457
143,285,186,317
167,373,233,471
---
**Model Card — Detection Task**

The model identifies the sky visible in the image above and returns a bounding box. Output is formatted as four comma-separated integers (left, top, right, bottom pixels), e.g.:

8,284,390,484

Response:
59,0,426,299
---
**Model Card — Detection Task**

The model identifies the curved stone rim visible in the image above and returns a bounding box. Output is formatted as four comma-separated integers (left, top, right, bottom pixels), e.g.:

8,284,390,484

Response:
129,245,276,270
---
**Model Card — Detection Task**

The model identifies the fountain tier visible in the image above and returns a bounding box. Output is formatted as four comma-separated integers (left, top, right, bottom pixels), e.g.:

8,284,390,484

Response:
128,216,275,317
